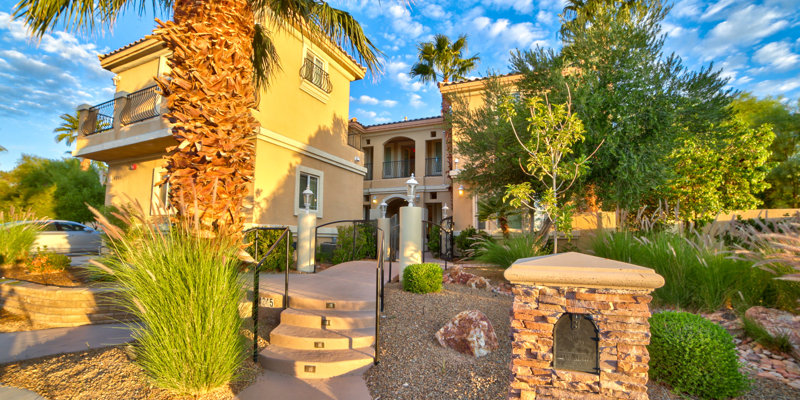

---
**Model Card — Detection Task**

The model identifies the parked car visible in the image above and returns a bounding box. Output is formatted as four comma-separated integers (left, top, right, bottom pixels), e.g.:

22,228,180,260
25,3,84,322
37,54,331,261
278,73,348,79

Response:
32,220,103,254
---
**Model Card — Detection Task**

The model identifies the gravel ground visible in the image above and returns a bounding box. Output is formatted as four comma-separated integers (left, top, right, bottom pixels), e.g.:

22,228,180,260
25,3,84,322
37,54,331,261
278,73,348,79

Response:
365,282,514,400
367,281,800,400
0,309,281,399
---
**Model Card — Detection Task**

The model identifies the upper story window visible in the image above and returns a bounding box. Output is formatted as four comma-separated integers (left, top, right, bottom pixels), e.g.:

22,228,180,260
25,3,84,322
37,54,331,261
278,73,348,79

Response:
301,51,332,94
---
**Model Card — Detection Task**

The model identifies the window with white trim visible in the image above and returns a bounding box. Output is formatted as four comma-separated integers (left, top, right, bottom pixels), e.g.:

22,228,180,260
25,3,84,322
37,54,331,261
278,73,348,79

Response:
294,165,324,217
151,167,171,215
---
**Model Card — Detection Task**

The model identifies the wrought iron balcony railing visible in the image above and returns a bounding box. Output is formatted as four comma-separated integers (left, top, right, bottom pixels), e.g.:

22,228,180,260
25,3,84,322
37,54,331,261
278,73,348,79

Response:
425,157,442,176
365,163,373,180
383,160,413,179
83,86,162,136
300,57,332,93
120,86,161,125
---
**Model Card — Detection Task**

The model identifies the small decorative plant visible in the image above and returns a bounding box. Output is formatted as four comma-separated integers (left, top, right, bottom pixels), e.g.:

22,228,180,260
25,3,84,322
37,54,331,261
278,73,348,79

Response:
27,247,70,275
0,207,45,265
649,311,750,399
403,263,443,294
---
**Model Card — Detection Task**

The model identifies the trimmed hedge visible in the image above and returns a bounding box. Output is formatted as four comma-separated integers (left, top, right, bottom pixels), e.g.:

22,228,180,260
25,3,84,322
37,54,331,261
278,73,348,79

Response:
402,263,443,294
649,311,750,399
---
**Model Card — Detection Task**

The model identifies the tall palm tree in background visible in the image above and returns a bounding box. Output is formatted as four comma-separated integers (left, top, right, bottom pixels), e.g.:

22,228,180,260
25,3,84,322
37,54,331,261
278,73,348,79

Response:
54,111,105,173
410,34,479,212
410,34,479,83
15,0,381,235
477,194,518,239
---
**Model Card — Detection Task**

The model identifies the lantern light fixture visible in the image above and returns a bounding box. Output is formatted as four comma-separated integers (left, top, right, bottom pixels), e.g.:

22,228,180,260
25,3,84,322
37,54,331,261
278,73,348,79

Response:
303,184,314,214
379,200,388,218
406,173,419,207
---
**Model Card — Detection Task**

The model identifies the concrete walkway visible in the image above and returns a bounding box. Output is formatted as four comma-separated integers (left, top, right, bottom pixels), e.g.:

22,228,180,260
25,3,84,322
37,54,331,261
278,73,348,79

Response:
238,260,400,399
0,323,132,365
0,385,46,400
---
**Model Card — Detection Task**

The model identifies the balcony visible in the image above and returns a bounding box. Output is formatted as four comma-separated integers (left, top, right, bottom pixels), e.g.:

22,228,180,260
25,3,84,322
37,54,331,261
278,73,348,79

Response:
425,157,442,176
75,85,171,162
82,86,162,136
347,131,361,150
383,160,413,179
300,57,332,93
365,163,373,180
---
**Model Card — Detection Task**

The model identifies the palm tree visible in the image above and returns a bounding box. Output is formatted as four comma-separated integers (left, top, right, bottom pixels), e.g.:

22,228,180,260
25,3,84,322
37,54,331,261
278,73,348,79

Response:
477,194,518,238
410,34,479,83
0,145,5,152
54,112,80,148
15,0,381,235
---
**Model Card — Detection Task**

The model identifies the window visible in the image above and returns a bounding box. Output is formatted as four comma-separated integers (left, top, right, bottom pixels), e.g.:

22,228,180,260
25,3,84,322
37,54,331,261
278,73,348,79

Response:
151,167,171,215
295,165,324,217
298,173,319,211
301,49,331,94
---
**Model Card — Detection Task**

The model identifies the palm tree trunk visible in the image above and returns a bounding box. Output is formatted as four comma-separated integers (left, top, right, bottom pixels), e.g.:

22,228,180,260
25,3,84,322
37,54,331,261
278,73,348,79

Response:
152,0,258,236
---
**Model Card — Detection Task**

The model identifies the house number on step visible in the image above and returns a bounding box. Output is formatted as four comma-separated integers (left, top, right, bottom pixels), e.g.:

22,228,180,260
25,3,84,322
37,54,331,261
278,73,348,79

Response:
260,298,275,307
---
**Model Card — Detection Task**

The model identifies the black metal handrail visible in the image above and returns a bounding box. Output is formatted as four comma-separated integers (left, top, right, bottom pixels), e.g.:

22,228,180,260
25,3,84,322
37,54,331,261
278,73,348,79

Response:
374,226,384,365
244,226,291,362
85,99,116,135
120,86,160,125
421,219,454,269
365,163,373,181
300,57,333,93
382,160,413,179
425,157,443,176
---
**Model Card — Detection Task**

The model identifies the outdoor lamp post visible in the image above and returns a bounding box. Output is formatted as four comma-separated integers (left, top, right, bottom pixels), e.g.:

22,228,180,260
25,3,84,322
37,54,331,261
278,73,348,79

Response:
458,185,465,196
406,173,419,207
303,184,314,214
442,203,449,218
379,200,388,218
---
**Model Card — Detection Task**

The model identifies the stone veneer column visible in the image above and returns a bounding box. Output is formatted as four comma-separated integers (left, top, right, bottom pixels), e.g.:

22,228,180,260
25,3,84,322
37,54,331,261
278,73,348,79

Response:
504,252,665,400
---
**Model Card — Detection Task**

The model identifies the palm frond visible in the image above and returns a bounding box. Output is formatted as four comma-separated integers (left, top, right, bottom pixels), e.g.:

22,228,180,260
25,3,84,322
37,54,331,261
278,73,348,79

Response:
410,62,436,83
13,0,172,37
252,22,281,93
53,112,80,146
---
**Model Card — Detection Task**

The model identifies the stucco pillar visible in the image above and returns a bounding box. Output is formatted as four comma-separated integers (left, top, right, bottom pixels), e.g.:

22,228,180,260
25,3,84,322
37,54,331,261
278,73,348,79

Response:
76,104,92,136
399,206,422,281
377,217,390,261
113,91,129,131
296,213,316,273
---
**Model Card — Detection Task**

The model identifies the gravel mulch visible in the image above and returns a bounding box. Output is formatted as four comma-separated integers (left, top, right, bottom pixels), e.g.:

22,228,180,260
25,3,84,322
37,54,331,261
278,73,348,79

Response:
365,282,514,400
0,264,91,287
367,282,800,400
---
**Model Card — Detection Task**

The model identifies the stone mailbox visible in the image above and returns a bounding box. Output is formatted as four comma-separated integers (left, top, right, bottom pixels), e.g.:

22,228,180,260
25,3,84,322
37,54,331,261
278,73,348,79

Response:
504,252,664,400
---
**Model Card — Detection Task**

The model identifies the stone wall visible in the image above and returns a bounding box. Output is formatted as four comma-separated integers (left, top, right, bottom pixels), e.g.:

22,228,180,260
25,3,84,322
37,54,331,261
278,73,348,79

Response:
0,279,130,327
509,285,654,400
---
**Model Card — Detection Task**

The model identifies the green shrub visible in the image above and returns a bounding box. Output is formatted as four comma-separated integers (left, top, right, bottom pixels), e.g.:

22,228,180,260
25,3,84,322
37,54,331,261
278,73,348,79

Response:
402,263,443,293
0,208,44,264
475,234,545,268
427,225,441,256
330,224,376,264
591,231,800,312
91,207,245,395
245,229,293,271
28,248,70,273
455,226,492,259
649,312,749,399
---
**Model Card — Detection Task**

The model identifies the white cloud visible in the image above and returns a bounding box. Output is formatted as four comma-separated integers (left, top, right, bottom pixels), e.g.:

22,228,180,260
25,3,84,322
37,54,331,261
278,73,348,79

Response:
472,16,545,49
481,0,534,14
409,93,425,108
536,11,555,25
672,0,703,19
373,117,392,123
396,72,426,92
358,95,379,105
387,60,410,75
701,0,736,20
382,99,398,107
750,77,800,97
388,5,424,38
753,41,800,72
702,5,789,58
421,4,449,19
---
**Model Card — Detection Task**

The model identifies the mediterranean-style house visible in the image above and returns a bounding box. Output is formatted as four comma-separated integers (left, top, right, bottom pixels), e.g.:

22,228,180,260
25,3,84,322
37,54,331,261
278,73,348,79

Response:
73,28,524,238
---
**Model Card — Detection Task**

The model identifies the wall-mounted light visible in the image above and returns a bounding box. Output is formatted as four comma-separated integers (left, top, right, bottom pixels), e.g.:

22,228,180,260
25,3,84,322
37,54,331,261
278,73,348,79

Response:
354,155,361,163
372,196,377,204
458,185,464,196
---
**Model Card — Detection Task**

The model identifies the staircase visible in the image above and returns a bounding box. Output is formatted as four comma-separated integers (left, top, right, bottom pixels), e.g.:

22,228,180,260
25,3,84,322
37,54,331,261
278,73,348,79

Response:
258,292,377,379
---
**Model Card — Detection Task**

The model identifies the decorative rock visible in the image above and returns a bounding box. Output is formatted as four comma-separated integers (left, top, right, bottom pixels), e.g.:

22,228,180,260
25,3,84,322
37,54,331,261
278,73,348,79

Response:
466,275,491,290
435,310,499,357
745,306,800,360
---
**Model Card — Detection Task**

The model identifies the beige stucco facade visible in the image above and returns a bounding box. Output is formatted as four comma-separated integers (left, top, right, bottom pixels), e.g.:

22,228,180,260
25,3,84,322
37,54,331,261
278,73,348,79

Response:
74,25,366,233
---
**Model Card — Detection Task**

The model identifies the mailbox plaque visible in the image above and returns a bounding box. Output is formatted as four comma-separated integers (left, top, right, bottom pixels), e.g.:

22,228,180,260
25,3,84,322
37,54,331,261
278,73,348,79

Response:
553,313,599,374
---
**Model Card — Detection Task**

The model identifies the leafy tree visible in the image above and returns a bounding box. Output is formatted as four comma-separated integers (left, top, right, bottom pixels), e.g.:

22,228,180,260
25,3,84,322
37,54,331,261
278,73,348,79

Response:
664,116,775,221
501,89,601,253
15,0,381,235
0,156,105,222
732,93,800,208
512,0,733,212
410,34,480,83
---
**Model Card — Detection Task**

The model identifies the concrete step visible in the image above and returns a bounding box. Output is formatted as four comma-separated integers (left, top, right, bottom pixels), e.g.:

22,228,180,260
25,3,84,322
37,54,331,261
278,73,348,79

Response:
258,346,375,379
270,324,374,351
280,308,375,330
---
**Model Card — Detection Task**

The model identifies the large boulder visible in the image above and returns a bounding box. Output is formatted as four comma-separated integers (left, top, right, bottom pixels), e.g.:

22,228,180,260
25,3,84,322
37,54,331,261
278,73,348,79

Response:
435,310,499,357
745,306,800,359
443,266,492,290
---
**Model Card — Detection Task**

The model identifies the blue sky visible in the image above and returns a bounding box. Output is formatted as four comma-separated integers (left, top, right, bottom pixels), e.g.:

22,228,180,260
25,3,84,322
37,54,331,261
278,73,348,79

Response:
0,0,798,170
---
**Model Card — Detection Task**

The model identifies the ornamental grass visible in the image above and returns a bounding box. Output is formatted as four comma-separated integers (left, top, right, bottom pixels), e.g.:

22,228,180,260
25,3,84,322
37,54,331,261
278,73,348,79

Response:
89,203,245,395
